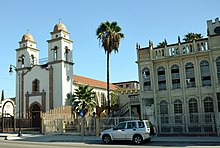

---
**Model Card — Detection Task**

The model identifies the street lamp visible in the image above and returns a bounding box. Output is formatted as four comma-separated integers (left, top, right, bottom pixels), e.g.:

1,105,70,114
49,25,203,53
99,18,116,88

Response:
9,64,22,137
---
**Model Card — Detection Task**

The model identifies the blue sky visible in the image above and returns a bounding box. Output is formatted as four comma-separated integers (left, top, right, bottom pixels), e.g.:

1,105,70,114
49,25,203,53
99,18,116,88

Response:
0,0,219,98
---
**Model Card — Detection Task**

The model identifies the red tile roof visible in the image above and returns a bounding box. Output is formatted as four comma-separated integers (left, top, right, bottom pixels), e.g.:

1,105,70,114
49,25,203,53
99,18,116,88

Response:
73,75,118,90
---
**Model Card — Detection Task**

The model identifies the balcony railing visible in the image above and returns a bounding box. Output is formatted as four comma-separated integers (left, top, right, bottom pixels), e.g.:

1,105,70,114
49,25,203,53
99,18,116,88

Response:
186,71,195,77
202,80,212,86
158,75,166,81
172,83,181,89
152,39,208,59
143,86,151,91
171,73,180,79
159,84,166,90
187,82,196,88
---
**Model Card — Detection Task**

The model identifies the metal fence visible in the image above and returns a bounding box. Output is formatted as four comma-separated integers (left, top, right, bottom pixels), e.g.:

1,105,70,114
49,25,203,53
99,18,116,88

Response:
157,113,217,135
0,117,33,133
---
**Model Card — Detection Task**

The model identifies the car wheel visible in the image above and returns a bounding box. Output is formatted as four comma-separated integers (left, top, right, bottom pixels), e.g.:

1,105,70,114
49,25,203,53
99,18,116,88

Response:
133,135,143,145
102,135,111,144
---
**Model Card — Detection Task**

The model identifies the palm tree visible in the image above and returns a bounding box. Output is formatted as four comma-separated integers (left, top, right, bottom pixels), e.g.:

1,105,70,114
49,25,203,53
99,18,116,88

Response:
71,85,96,116
96,21,124,114
183,33,203,42
157,39,167,48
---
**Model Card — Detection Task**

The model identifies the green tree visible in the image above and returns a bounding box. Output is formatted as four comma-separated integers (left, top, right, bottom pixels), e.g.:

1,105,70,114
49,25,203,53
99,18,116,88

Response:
71,85,96,116
96,21,124,114
183,33,203,42
157,39,167,48
110,91,118,107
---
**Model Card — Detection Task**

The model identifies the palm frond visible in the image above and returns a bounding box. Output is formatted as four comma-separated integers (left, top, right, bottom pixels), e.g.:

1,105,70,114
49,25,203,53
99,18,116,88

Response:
96,21,124,54
71,84,96,114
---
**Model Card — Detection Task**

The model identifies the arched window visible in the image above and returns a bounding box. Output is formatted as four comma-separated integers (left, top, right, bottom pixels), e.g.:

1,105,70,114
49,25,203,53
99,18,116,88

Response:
30,55,35,66
157,66,166,90
160,100,168,124
188,98,198,123
18,54,25,68
204,97,214,123
52,46,58,61
216,56,220,84
160,100,168,114
174,99,183,124
204,97,214,113
65,46,70,61
142,67,151,91
32,79,40,92
188,98,198,113
174,99,182,114
171,64,180,89
200,60,211,86
185,62,195,88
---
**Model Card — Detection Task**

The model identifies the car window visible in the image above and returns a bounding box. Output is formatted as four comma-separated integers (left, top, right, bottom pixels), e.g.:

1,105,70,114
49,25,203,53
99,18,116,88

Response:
115,122,126,129
127,122,137,129
138,121,145,128
145,121,151,128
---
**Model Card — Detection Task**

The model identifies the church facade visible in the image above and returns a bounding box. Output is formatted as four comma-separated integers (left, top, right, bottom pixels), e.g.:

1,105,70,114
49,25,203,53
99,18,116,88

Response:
136,18,220,135
15,22,74,126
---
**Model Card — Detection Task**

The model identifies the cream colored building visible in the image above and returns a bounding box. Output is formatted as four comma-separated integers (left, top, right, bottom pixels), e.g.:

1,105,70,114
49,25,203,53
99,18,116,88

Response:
136,18,220,135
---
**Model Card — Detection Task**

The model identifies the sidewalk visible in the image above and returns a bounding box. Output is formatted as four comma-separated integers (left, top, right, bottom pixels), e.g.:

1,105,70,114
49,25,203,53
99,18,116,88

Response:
152,135,220,143
0,133,100,142
0,133,219,143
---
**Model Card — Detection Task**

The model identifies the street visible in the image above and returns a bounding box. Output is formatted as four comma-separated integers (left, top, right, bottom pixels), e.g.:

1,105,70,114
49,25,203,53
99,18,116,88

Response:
0,140,219,148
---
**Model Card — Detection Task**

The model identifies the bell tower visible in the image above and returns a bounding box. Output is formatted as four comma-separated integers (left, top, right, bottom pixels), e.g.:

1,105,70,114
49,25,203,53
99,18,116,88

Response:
15,33,39,119
16,33,39,70
47,22,73,108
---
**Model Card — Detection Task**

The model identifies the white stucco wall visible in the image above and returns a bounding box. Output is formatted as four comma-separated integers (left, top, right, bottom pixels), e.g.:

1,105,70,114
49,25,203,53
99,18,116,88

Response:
21,66,49,115
29,96,42,106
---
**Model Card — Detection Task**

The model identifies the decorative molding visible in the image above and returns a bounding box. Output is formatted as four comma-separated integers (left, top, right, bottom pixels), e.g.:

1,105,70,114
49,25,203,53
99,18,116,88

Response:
25,91,46,118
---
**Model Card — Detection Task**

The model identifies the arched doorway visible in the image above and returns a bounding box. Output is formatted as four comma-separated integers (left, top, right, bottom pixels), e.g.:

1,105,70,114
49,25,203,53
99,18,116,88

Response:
31,104,41,127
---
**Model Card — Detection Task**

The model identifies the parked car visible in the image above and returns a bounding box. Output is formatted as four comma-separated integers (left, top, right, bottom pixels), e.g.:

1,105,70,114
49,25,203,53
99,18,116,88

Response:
100,120,156,145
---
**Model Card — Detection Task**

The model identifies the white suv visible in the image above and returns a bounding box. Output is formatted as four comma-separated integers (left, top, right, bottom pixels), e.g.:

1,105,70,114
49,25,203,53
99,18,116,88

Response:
100,120,156,145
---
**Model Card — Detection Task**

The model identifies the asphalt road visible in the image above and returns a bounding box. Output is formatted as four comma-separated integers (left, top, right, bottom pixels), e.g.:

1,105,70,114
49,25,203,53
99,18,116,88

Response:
0,141,219,148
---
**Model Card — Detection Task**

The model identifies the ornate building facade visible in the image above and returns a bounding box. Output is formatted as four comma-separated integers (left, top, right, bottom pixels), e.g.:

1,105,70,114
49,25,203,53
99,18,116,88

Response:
136,18,220,135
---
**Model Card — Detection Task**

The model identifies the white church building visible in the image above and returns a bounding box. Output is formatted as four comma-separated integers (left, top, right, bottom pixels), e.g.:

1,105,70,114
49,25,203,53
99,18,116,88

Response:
14,22,74,127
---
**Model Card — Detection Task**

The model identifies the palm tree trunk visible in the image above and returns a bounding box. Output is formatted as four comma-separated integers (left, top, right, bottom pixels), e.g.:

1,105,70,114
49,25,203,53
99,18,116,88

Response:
107,52,110,115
